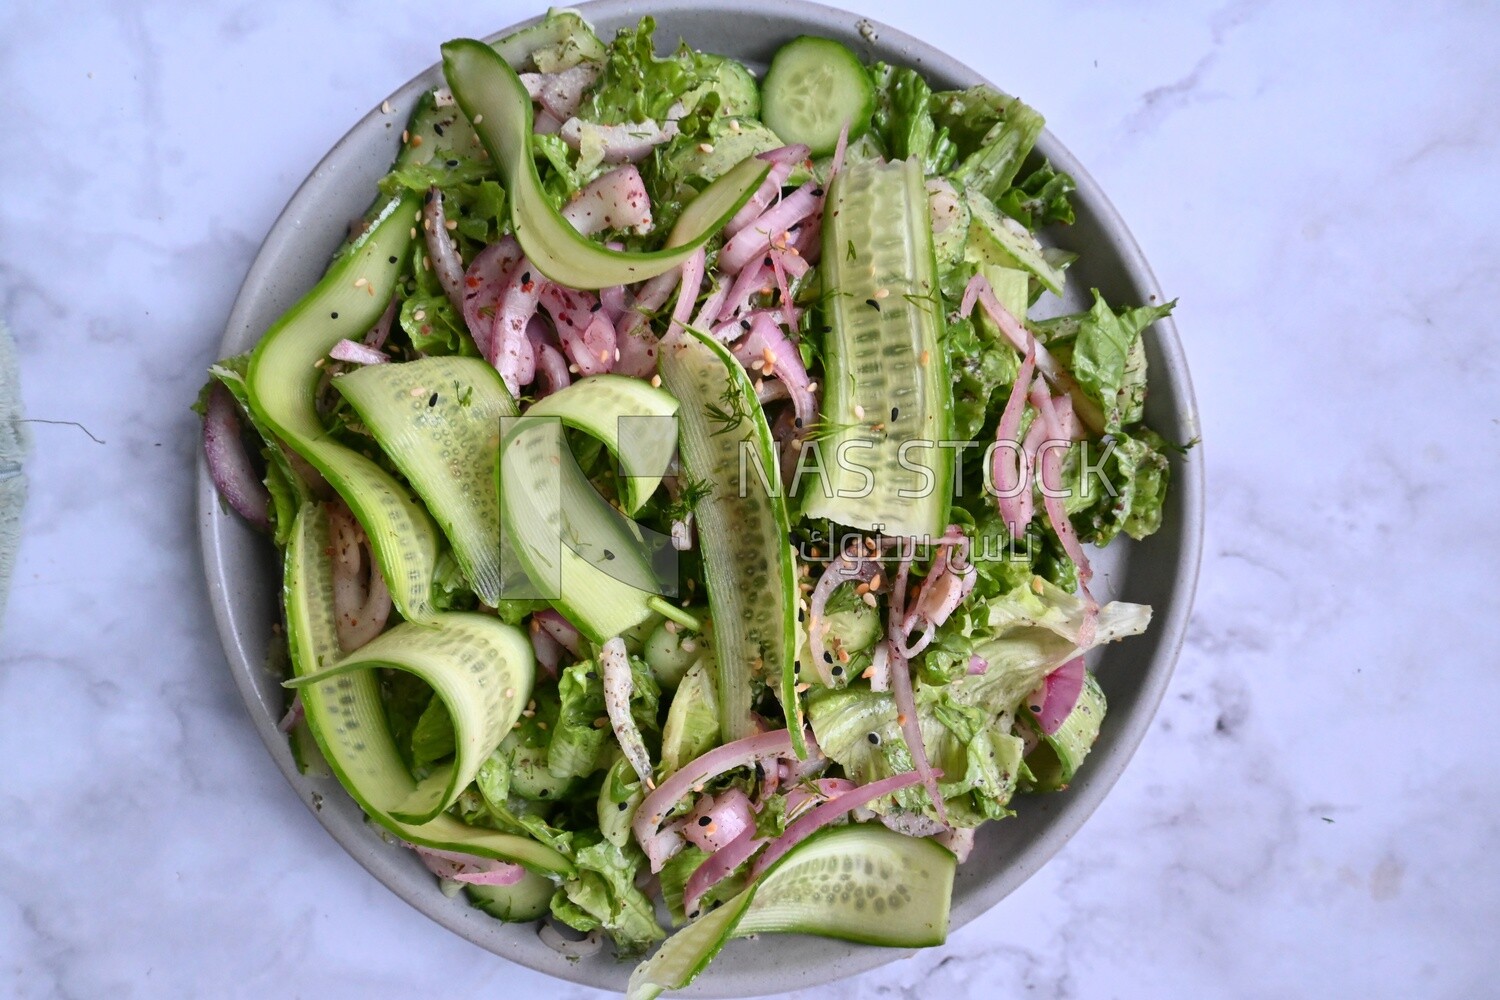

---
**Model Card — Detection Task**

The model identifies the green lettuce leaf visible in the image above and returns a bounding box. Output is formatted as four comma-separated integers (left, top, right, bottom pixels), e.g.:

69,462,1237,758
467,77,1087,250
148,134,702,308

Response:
871,63,958,175
934,87,1044,203
582,17,753,126
1064,292,1176,432
550,659,609,779
999,159,1076,229
552,834,666,951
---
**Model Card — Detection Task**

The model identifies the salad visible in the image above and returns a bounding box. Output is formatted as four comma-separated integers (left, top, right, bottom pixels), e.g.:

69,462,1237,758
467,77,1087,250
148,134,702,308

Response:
199,10,1178,997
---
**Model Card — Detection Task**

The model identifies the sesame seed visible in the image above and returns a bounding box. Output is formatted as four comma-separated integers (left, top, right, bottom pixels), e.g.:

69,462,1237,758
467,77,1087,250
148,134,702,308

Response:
568,364,579,374
353,277,368,288
410,387,426,398
853,404,865,419
806,382,819,394
381,100,392,114
664,620,679,634
873,287,889,300
650,374,662,387
796,682,811,693
698,142,714,153
681,639,697,653
401,129,409,143
411,135,423,147
504,688,515,699
413,309,426,321
444,218,457,230
861,591,878,608
472,113,483,124
920,350,931,366
409,227,417,239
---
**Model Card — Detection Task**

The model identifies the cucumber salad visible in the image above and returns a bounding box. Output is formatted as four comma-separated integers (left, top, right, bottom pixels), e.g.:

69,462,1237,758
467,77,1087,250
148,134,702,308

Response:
199,11,1178,997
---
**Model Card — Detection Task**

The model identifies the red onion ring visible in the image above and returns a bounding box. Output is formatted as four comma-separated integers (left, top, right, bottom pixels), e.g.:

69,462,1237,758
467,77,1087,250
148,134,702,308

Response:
887,543,947,821
411,845,526,886
993,341,1038,531
561,164,654,236
719,181,822,274
1030,656,1086,735
329,339,389,365
961,273,1104,435
805,547,879,683
747,770,929,882
363,294,398,349
533,608,584,658
202,383,271,531
423,187,467,314
682,787,755,853
634,729,797,872
462,237,523,361
1030,382,1099,646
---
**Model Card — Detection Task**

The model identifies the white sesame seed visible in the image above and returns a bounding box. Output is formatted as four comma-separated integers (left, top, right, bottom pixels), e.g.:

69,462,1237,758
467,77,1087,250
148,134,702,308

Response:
413,309,426,321
698,142,714,153
568,364,580,374
853,403,866,419
381,100,392,114
353,277,368,288
873,287,890,300
472,113,483,124
650,374,662,387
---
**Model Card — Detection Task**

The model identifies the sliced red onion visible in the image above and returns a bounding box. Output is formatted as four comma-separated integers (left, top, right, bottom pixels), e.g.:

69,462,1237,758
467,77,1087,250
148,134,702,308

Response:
828,122,851,181
412,845,525,886
531,341,572,397
719,181,823,274
462,237,523,361
768,251,798,329
422,187,467,313
490,258,542,393
755,379,790,405
899,540,977,657
667,247,706,339
328,504,392,652
967,654,989,676
936,826,976,863
1031,382,1098,646
692,280,729,332
682,787,755,853
329,339,389,365
682,824,759,917
534,109,563,135
540,283,614,375
602,637,655,787
747,770,928,882
757,143,813,166
791,214,823,264
634,729,797,872
277,694,304,734
1032,656,1086,735
600,282,628,320
732,312,816,433
726,157,796,236
774,246,810,280
519,62,601,121
961,274,1104,435
203,383,271,531
887,544,947,822
363,294,398,349
534,608,584,658
993,341,1038,531
806,547,879,683
558,116,678,163
527,616,564,679
717,259,772,323
561,165,654,236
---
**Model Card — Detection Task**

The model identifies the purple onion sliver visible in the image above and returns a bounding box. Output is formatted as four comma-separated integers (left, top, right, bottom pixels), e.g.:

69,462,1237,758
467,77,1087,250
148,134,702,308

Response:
203,383,271,531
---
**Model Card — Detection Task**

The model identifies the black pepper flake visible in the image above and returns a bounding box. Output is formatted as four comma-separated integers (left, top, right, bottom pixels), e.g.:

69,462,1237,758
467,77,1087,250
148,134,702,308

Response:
330,311,339,319
428,393,439,407
697,815,712,827
538,789,549,797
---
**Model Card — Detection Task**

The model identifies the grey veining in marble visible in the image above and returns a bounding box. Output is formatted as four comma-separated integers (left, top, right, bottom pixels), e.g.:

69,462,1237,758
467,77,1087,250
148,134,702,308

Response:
1,0,1496,997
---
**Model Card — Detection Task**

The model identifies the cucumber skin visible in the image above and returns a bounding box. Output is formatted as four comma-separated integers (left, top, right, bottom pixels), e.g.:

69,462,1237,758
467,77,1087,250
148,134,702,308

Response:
465,869,557,922
761,35,877,157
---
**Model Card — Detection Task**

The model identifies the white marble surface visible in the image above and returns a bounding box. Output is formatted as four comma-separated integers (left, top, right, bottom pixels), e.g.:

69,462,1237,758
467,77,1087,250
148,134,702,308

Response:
3,0,1497,996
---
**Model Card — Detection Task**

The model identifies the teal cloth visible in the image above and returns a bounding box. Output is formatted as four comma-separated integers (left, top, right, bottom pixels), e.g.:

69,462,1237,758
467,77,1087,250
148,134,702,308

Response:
0,320,26,626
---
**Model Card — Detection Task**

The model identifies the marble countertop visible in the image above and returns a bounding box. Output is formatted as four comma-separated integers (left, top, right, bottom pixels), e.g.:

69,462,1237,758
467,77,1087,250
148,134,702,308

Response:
3,0,1496,996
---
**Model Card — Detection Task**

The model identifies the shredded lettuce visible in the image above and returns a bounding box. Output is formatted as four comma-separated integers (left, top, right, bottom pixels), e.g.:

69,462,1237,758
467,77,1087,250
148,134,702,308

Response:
870,63,958,175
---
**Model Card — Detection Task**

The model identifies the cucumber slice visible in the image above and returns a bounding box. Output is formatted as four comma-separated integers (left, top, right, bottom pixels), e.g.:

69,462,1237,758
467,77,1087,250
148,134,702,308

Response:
490,10,605,73
497,376,678,643
804,158,953,539
284,503,571,875
659,658,719,776
658,329,800,752
465,868,556,922
627,824,956,1000
334,357,516,607
246,193,442,624
761,36,876,157
286,612,532,825
440,39,770,289
1022,672,1106,791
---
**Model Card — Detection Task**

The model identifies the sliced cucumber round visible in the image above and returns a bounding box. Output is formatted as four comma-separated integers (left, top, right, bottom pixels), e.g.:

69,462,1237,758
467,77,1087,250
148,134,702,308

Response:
760,36,875,156
465,869,556,922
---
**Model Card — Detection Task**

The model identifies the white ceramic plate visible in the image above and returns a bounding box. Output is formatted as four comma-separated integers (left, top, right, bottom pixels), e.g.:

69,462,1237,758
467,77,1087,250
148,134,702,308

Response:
199,2,1203,994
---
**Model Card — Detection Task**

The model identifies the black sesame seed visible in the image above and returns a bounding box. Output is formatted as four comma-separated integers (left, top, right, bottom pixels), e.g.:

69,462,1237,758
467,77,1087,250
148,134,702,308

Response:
618,801,628,811
603,549,616,561
590,301,602,312
388,255,398,264
433,123,445,137
823,651,833,664
330,311,339,319
740,318,751,330
891,406,900,420
812,187,824,197
446,159,458,168
428,393,439,407
521,271,532,284
865,298,881,312
832,666,844,676
697,815,712,827
867,733,880,745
